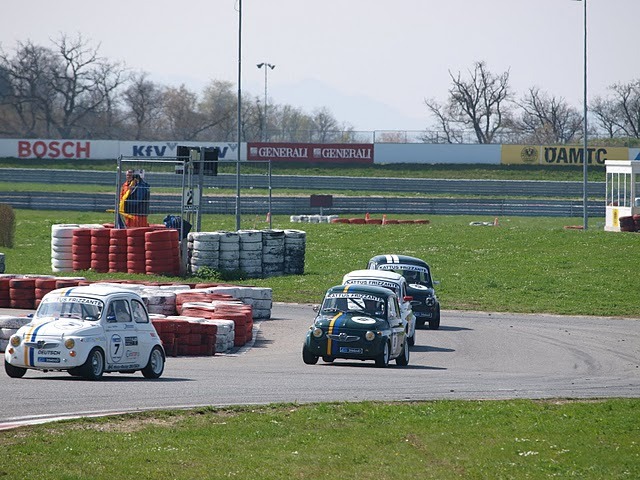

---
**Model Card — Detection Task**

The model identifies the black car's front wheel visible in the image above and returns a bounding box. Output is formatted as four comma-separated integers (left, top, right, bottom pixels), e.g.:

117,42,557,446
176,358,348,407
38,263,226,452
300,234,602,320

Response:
302,345,319,365
375,341,390,368
429,306,441,330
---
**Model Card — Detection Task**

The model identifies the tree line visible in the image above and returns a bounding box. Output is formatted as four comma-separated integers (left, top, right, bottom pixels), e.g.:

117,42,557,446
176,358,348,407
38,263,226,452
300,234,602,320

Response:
1,35,639,145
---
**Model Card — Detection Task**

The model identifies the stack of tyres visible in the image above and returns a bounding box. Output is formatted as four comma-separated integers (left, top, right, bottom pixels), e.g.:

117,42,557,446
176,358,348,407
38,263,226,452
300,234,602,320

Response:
262,229,285,277
238,230,263,278
284,230,306,275
9,278,36,309
108,228,128,273
218,232,240,273
188,232,220,274
90,228,110,273
71,228,92,271
145,229,180,276
127,227,154,274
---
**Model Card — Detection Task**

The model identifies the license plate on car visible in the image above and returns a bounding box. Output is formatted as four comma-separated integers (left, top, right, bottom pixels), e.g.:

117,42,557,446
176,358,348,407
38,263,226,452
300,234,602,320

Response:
339,347,363,354
415,312,432,318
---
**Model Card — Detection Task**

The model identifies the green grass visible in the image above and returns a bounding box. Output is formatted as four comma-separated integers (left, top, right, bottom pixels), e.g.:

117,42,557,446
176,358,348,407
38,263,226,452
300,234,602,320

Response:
0,400,638,479
2,210,637,317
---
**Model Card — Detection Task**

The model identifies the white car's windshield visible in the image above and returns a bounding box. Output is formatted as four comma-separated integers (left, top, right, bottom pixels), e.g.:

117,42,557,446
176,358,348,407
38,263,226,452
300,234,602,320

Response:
35,297,103,321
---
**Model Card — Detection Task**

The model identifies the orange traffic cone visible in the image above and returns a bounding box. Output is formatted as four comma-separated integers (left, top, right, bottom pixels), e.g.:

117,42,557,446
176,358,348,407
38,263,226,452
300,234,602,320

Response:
382,214,387,225
493,217,499,226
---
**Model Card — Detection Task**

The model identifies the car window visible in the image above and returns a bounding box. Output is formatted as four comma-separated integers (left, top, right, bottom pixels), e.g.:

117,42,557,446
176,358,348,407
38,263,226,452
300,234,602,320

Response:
131,300,148,323
110,299,131,322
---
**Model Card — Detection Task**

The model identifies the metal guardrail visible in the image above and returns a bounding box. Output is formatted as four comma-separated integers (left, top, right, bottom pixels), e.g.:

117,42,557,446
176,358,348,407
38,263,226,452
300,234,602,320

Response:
0,191,605,218
3,168,606,198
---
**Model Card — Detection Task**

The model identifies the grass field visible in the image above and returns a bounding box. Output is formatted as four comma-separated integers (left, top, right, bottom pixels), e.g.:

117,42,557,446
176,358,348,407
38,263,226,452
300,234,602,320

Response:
0,400,637,479
2,210,638,317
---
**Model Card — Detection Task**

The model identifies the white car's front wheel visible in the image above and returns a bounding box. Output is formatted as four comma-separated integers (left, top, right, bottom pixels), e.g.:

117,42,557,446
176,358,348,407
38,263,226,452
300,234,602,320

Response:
81,348,104,381
4,359,27,378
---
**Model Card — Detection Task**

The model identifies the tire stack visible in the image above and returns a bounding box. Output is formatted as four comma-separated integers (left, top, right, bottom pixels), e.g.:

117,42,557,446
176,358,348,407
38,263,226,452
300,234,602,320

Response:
205,285,273,320
218,232,240,273
51,224,77,273
109,228,128,273
127,227,153,274
142,289,177,316
35,277,58,309
238,230,263,278
71,228,92,272
145,229,180,276
0,276,12,308
9,277,36,309
0,315,30,352
284,230,306,275
619,216,636,232
188,232,220,274
634,214,640,232
90,228,110,273
150,317,217,356
0,252,5,274
262,229,285,277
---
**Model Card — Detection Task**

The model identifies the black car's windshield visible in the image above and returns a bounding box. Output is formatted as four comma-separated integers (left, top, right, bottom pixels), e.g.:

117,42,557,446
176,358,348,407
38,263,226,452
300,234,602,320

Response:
322,294,386,317
36,297,103,321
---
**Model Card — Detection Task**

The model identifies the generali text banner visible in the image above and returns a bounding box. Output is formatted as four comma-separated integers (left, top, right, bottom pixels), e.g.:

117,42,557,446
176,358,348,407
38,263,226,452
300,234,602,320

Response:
502,145,630,166
0,139,240,160
247,143,374,164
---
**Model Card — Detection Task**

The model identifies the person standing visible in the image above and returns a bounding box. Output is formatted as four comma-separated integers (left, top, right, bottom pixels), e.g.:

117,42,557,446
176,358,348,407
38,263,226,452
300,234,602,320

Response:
119,170,150,227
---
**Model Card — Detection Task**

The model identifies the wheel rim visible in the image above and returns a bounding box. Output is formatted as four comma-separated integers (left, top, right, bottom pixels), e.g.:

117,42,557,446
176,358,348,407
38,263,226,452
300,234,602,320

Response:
150,349,163,374
91,351,103,375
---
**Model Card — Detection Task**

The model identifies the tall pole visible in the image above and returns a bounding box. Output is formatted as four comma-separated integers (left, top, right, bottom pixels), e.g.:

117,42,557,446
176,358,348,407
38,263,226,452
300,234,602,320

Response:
235,0,242,231
257,62,275,142
581,0,588,230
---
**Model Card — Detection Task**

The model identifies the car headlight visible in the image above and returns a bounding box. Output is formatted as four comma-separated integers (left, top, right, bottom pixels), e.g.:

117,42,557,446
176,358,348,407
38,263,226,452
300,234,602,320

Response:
64,338,75,349
10,335,21,347
365,331,376,341
312,328,324,338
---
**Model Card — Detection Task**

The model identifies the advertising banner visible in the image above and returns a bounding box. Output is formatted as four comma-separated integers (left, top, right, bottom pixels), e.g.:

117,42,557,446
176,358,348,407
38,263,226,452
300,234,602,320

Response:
0,139,240,161
247,143,374,164
502,145,629,166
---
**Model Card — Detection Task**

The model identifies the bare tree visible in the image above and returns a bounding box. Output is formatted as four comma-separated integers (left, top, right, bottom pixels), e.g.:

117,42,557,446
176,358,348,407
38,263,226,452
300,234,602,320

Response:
591,80,640,139
425,61,511,144
511,87,582,144
123,72,165,140
423,99,465,143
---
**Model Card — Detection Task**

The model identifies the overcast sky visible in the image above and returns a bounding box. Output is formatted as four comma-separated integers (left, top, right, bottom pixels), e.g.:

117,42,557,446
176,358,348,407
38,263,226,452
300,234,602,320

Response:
1,0,638,132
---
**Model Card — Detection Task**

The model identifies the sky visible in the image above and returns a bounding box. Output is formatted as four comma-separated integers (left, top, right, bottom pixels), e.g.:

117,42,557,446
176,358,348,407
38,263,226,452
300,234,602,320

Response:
1,0,639,132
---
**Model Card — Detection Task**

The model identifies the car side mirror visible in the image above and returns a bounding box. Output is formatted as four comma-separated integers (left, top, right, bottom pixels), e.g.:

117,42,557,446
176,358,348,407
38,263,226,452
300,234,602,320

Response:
434,280,440,285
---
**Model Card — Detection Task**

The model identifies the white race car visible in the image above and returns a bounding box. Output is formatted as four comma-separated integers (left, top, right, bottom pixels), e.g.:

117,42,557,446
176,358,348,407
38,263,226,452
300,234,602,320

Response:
342,269,417,347
4,285,165,380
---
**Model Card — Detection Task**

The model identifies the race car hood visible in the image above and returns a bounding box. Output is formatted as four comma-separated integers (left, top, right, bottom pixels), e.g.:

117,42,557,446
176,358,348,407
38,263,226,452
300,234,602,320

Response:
19,318,103,339
314,312,386,330
406,284,436,298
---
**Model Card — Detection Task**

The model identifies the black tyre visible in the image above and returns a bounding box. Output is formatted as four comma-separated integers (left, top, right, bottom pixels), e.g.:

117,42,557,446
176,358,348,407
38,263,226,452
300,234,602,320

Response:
80,348,104,380
375,341,390,368
302,346,319,365
396,340,410,366
407,330,415,347
4,359,26,378
429,307,441,330
141,346,165,379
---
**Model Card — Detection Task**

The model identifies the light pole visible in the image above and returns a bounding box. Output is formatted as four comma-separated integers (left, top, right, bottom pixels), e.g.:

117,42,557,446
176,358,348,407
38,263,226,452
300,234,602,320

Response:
235,0,242,231
574,0,588,230
257,62,275,141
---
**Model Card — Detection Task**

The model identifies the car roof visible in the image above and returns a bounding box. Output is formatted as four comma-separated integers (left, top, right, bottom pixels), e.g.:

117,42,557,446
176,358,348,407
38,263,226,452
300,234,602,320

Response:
342,269,405,284
43,284,140,301
325,284,396,299
369,254,430,269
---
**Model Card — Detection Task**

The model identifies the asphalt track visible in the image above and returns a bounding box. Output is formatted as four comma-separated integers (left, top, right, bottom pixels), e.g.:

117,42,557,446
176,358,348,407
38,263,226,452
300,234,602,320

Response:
1,303,638,430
